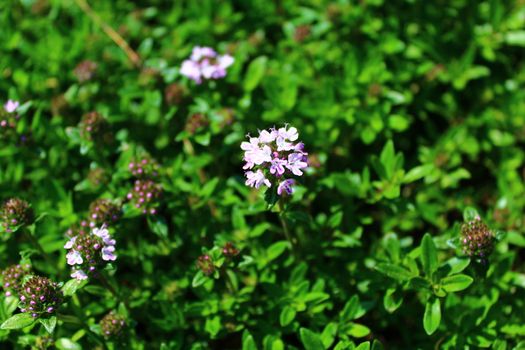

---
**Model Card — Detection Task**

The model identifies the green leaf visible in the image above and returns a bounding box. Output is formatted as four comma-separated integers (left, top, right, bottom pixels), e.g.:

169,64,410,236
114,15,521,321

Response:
192,271,208,288
61,279,87,297
375,263,414,281
347,323,371,338
441,274,474,292
383,288,403,313
423,298,441,335
244,56,268,91
39,316,57,334
1,313,37,330
147,215,168,239
463,207,479,222
403,164,433,183
55,338,82,350
299,328,325,350
341,295,359,321
279,306,296,327
421,233,438,277
266,241,290,262
372,340,384,350
263,335,284,350
320,323,338,349
242,330,258,350
356,342,371,350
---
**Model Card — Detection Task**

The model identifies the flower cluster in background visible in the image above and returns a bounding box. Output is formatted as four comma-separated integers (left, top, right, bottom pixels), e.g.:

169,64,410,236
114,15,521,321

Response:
89,199,121,227
241,125,308,195
65,225,117,280
126,179,163,215
100,310,127,339
1,100,21,141
1,263,31,297
180,46,234,84
1,197,34,233
18,276,62,318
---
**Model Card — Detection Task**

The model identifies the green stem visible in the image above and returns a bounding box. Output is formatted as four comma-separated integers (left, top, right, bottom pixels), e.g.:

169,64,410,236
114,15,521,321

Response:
24,229,54,268
278,200,297,257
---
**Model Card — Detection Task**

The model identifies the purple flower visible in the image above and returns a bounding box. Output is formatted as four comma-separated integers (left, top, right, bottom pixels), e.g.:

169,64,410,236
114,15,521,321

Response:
4,100,19,113
64,225,117,280
277,179,295,195
71,270,88,280
241,125,308,196
286,153,308,176
245,169,271,189
180,46,234,84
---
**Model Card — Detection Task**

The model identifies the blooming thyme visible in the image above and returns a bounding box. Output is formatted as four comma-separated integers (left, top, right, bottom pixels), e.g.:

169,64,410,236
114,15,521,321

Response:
100,311,127,339
1,198,34,233
65,225,117,280
1,100,20,141
73,60,98,83
222,242,240,258
196,254,215,276
1,263,31,297
128,156,159,178
180,46,234,84
126,179,162,215
79,111,110,142
241,125,308,195
89,199,121,227
461,217,495,259
19,276,62,318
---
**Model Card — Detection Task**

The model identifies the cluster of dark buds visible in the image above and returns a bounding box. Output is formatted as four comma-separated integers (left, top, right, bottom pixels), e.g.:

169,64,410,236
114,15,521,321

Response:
73,60,98,83
100,311,127,339
79,111,111,142
65,220,89,238
185,113,209,135
89,199,121,227
87,168,110,187
65,225,117,280
222,242,240,258
164,83,187,105
461,217,495,259
196,254,215,276
1,263,31,296
128,156,159,178
19,276,63,318
126,179,162,215
1,197,34,233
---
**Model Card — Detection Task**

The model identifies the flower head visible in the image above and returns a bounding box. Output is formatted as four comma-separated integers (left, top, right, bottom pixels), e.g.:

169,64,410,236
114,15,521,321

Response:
89,199,121,227
128,155,159,178
126,179,163,215
241,125,308,195
79,111,111,142
196,254,215,276
180,46,234,84
461,217,495,259
1,263,31,297
4,100,19,113
1,198,34,233
222,242,240,258
64,225,117,280
73,60,98,83
100,311,127,339
18,276,62,318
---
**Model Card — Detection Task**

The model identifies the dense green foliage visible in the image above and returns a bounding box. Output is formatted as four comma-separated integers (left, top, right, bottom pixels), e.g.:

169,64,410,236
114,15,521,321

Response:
1,0,525,349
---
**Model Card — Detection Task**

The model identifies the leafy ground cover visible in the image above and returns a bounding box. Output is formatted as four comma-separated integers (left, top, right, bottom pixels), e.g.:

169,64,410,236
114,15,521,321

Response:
1,0,525,349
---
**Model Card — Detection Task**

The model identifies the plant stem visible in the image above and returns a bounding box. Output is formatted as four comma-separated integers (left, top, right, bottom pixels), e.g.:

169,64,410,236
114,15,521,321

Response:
74,0,141,67
278,200,297,257
24,230,54,267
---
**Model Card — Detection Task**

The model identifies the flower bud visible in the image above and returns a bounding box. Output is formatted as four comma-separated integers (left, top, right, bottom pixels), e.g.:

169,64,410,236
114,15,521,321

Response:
185,113,209,135
128,156,159,178
1,198,34,233
164,83,187,105
89,199,121,226
100,311,126,339
126,179,162,215
79,111,110,142
73,60,98,83
18,276,62,318
461,217,495,259
1,263,31,296
87,168,110,187
222,242,240,258
196,254,215,276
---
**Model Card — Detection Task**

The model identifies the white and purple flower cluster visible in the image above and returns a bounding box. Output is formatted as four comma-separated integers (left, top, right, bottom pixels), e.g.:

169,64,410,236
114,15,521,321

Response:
65,225,117,281
180,46,234,84
241,125,308,195
4,100,19,113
